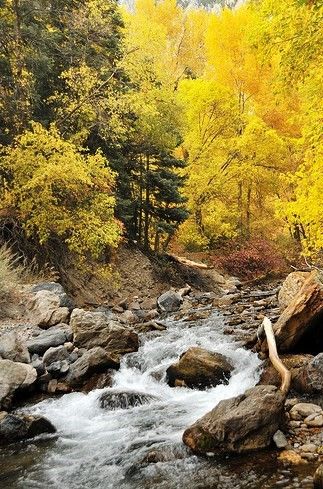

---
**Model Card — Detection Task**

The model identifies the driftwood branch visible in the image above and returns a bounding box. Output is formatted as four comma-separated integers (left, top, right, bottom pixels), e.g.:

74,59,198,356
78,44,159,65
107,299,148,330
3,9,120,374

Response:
263,317,291,396
169,254,212,270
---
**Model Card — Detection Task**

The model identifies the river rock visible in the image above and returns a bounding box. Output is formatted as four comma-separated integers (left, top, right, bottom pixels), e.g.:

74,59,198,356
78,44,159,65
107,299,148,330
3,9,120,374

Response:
293,353,323,394
0,411,56,445
278,272,310,310
157,290,183,313
166,347,233,389
43,345,70,366
273,430,288,449
29,290,70,329
32,282,73,309
70,309,139,356
182,385,285,454
26,324,73,355
260,270,323,353
314,464,323,489
258,354,313,390
0,331,30,363
65,347,119,387
290,403,322,419
99,390,157,410
0,360,37,409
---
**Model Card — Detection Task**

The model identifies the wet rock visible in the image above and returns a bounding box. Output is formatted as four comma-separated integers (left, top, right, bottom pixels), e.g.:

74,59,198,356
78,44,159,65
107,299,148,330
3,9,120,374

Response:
70,309,139,355
278,272,310,310
260,270,323,353
0,411,56,445
82,372,114,393
99,390,157,410
182,385,285,454
314,464,323,489
0,360,37,409
157,290,183,313
43,345,69,366
0,331,30,364
65,347,119,387
29,290,70,329
273,430,288,448
166,347,233,389
26,324,72,355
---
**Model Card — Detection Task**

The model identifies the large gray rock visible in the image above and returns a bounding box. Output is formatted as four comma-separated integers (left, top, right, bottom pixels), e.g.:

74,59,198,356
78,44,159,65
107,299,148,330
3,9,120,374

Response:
157,290,183,313
0,360,37,409
29,290,70,329
65,347,119,387
278,272,310,310
26,324,72,355
0,411,56,445
166,347,233,389
32,282,73,309
0,331,30,363
183,385,285,455
70,309,139,355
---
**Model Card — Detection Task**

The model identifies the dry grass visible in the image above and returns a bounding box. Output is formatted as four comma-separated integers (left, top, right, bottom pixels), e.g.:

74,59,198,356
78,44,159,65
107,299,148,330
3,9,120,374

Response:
0,245,24,299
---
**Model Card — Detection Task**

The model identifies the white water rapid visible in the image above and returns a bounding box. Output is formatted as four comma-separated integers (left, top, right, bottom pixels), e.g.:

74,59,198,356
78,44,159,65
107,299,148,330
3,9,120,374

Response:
20,310,262,489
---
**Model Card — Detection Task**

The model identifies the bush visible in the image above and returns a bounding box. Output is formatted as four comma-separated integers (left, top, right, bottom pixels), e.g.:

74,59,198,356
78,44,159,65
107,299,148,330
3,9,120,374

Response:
0,245,22,299
212,239,286,280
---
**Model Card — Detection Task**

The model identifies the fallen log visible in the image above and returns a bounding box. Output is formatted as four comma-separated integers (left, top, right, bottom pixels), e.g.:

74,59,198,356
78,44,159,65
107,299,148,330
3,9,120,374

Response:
263,317,291,396
168,254,212,270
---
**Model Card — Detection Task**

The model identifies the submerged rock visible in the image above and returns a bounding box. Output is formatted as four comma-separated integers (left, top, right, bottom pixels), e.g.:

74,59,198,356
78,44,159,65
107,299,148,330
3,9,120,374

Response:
0,411,56,445
70,309,139,355
157,290,183,313
182,385,285,454
0,331,30,364
99,390,157,410
166,347,233,389
0,360,37,409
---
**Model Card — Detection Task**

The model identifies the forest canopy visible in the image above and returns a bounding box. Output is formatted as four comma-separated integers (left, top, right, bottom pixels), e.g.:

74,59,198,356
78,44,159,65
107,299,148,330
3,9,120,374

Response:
0,0,322,268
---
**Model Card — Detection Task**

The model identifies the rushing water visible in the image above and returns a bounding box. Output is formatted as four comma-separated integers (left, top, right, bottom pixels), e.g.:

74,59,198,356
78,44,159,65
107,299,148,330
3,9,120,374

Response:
0,309,315,489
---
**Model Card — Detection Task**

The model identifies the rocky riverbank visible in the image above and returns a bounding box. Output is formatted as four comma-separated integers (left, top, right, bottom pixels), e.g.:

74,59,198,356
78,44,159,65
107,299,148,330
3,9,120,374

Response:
0,268,322,488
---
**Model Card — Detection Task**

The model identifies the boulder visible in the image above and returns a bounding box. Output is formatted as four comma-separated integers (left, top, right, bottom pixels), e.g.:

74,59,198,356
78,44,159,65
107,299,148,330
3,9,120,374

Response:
32,282,73,309
278,272,310,310
29,290,70,329
260,270,323,353
0,411,56,445
293,353,323,394
258,354,313,390
166,347,233,389
65,347,119,387
314,464,323,489
157,290,183,313
182,385,285,455
0,331,30,363
0,360,37,409
26,324,72,355
43,345,70,366
70,309,139,355
99,390,157,410
289,402,322,419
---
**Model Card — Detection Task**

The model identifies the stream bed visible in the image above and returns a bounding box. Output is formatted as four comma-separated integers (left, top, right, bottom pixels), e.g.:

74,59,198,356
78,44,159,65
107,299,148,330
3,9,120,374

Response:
0,310,317,488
